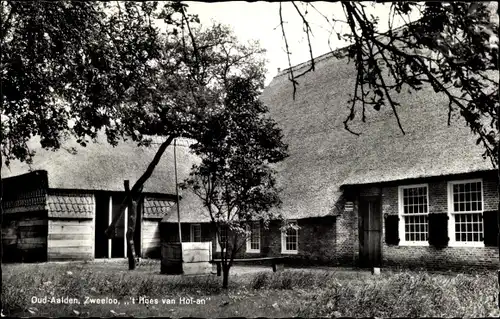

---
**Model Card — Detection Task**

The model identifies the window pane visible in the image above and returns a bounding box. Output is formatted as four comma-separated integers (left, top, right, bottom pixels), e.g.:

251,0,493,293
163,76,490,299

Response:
454,212,483,243
452,182,483,213
249,222,260,250
284,222,298,251
404,214,428,242
401,186,429,241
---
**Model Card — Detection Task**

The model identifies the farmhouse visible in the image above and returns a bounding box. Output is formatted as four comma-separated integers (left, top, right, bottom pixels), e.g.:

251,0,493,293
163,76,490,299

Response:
1,135,204,262
161,49,499,269
256,49,498,269
3,49,498,270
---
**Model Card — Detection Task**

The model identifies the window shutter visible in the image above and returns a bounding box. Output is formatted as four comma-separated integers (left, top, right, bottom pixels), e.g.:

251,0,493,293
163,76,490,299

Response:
384,215,399,245
483,210,499,247
428,213,449,248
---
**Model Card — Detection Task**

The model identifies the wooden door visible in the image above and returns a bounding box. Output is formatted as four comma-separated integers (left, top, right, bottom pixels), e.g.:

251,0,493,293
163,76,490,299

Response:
359,197,382,268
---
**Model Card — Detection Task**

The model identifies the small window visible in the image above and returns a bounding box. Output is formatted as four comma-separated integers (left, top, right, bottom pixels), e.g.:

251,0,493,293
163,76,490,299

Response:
246,222,261,253
216,226,228,252
190,224,202,242
281,220,298,254
398,184,429,245
448,180,484,247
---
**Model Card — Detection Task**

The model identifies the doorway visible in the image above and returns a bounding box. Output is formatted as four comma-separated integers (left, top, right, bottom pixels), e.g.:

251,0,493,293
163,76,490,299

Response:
111,195,125,258
94,193,141,258
358,197,382,268
94,194,109,258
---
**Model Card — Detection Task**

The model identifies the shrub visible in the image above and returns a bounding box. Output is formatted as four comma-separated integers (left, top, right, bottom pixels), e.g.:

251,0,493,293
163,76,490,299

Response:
250,272,270,289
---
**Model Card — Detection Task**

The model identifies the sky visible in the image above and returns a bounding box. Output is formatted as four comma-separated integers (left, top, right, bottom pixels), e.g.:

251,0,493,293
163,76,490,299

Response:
183,1,418,85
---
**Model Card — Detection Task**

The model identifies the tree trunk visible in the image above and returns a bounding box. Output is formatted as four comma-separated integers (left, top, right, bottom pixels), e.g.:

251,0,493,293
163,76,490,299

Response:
497,147,499,309
222,264,230,289
0,160,3,311
105,135,175,239
127,197,139,270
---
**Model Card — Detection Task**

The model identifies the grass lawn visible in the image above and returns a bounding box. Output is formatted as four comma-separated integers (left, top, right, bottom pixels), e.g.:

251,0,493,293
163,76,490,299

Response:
2,260,500,317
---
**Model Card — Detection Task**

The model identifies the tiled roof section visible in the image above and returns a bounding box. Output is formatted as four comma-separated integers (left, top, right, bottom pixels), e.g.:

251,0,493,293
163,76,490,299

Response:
143,197,175,219
47,193,94,219
2,170,48,214
2,189,47,214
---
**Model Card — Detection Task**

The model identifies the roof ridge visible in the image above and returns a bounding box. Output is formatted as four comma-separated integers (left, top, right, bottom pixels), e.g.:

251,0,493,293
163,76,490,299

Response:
273,22,413,81
275,46,350,80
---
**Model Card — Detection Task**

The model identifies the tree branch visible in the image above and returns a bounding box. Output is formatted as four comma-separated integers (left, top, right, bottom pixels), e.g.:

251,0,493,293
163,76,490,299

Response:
105,135,176,238
279,2,298,99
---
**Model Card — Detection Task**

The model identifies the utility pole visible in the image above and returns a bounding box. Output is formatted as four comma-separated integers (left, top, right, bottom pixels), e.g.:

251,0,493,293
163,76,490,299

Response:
174,138,182,244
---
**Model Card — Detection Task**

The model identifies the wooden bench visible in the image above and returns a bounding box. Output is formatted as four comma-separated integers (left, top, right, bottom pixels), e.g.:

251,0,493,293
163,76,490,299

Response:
211,257,287,276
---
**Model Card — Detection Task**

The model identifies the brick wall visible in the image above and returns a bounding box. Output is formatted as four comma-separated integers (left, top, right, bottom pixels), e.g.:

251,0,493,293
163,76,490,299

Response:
378,173,499,270
231,218,339,264
159,173,497,269
384,245,498,270
161,218,343,265
336,210,358,264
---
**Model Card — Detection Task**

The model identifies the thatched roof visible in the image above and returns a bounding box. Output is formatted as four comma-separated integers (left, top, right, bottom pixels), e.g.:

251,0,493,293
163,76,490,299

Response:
160,189,211,223
260,50,495,219
2,133,209,222
1,134,199,196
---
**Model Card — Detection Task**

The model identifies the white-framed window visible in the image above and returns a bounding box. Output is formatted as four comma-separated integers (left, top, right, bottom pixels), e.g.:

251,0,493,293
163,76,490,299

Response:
448,179,484,247
216,226,229,252
281,220,298,254
190,224,202,242
398,184,429,246
246,221,261,253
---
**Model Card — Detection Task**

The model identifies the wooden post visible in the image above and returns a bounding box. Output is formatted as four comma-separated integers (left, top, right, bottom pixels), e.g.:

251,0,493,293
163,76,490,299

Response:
92,195,96,259
124,206,128,258
174,139,182,244
108,196,112,259
216,261,221,276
